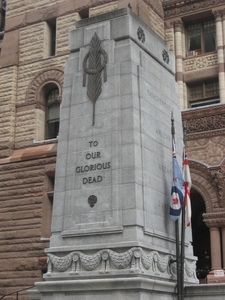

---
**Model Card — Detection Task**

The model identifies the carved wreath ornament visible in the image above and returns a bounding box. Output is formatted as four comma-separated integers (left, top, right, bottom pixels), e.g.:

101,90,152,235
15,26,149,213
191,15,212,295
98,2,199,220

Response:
46,247,197,281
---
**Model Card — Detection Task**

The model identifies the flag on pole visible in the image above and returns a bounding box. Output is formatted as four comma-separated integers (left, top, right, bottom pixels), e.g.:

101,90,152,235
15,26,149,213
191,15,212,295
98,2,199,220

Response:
182,147,192,227
170,141,184,222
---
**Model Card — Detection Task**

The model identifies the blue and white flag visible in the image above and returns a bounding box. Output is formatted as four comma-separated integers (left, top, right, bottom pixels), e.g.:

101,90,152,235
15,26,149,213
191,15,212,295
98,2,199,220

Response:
169,142,184,222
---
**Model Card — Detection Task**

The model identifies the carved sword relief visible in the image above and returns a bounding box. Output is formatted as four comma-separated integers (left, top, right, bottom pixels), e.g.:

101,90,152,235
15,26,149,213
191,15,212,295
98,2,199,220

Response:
83,32,108,125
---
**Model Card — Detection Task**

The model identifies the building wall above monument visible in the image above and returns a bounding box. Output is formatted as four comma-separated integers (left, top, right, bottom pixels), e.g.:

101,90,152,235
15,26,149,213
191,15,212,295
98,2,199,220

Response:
0,0,166,153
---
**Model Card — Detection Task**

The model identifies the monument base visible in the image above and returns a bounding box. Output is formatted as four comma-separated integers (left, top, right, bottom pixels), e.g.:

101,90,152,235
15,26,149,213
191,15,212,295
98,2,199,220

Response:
27,277,176,300
27,279,225,300
184,283,225,300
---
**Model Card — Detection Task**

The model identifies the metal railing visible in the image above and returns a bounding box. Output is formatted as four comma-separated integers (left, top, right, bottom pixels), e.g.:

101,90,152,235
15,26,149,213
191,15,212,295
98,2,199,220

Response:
0,286,35,300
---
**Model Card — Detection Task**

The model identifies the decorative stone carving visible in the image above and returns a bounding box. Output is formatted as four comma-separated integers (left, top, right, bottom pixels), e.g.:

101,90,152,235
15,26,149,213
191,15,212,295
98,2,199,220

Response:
209,169,225,207
164,0,225,18
184,53,217,72
25,68,64,103
100,252,109,273
137,27,145,43
203,212,225,228
83,32,108,126
184,259,197,280
171,19,183,31
182,105,225,139
162,49,170,64
46,247,197,282
187,115,225,133
79,251,102,271
88,195,97,207
196,57,207,69
188,155,225,211
47,252,73,272
212,9,223,19
108,248,134,269
221,8,225,20
170,257,197,281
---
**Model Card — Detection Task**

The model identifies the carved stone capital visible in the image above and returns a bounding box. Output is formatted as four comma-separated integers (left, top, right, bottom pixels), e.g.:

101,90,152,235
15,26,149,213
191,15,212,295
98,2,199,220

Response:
203,212,225,228
171,19,183,31
221,8,225,20
209,169,224,206
212,9,223,20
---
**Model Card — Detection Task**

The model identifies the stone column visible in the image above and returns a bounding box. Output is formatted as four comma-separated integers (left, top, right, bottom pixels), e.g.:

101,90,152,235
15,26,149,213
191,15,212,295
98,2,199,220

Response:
204,212,225,283
221,227,225,269
214,10,225,103
209,227,222,270
222,9,225,53
173,20,185,109
164,22,174,53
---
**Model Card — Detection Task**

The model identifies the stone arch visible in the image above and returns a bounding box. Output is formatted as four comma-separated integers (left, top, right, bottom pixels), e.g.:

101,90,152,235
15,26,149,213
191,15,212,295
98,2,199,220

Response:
25,68,64,103
189,160,219,213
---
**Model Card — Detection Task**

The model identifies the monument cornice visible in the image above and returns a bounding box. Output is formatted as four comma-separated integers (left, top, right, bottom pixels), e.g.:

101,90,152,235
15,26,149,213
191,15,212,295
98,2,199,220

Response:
163,0,224,19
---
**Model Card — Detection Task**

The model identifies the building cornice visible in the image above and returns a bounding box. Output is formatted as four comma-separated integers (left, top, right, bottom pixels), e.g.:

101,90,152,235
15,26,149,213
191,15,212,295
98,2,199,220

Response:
182,104,225,139
163,0,224,19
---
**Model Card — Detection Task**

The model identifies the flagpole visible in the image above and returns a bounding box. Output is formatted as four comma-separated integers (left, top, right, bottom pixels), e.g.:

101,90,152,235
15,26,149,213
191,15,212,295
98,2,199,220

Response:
171,113,182,300
180,121,187,300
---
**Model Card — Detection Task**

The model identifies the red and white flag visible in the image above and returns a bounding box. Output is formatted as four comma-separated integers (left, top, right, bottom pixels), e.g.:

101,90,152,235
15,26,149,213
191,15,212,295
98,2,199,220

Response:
183,147,192,227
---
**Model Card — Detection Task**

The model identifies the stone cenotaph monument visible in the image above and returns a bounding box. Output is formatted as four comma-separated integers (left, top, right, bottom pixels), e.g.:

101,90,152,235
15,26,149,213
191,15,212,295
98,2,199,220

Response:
28,8,198,300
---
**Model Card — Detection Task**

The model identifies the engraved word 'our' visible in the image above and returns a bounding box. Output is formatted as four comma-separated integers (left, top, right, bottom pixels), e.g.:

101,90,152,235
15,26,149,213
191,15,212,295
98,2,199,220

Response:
86,152,101,159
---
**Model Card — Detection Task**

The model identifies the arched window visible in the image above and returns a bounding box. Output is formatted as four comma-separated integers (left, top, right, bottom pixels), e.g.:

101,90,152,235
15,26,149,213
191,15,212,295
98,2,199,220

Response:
46,87,60,139
26,69,63,142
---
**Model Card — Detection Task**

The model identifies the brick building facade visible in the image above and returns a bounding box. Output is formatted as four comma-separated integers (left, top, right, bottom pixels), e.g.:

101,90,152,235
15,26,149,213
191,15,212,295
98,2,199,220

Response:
163,0,225,284
0,0,225,298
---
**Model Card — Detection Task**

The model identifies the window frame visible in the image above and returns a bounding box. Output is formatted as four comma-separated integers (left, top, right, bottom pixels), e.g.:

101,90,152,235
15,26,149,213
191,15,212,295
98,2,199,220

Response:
38,81,61,140
41,173,55,239
186,18,216,56
45,87,60,140
188,79,220,108
45,18,57,57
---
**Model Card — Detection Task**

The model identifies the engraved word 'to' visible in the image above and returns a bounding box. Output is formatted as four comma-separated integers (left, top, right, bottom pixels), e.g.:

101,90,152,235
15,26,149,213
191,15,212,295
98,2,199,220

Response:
89,141,98,147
